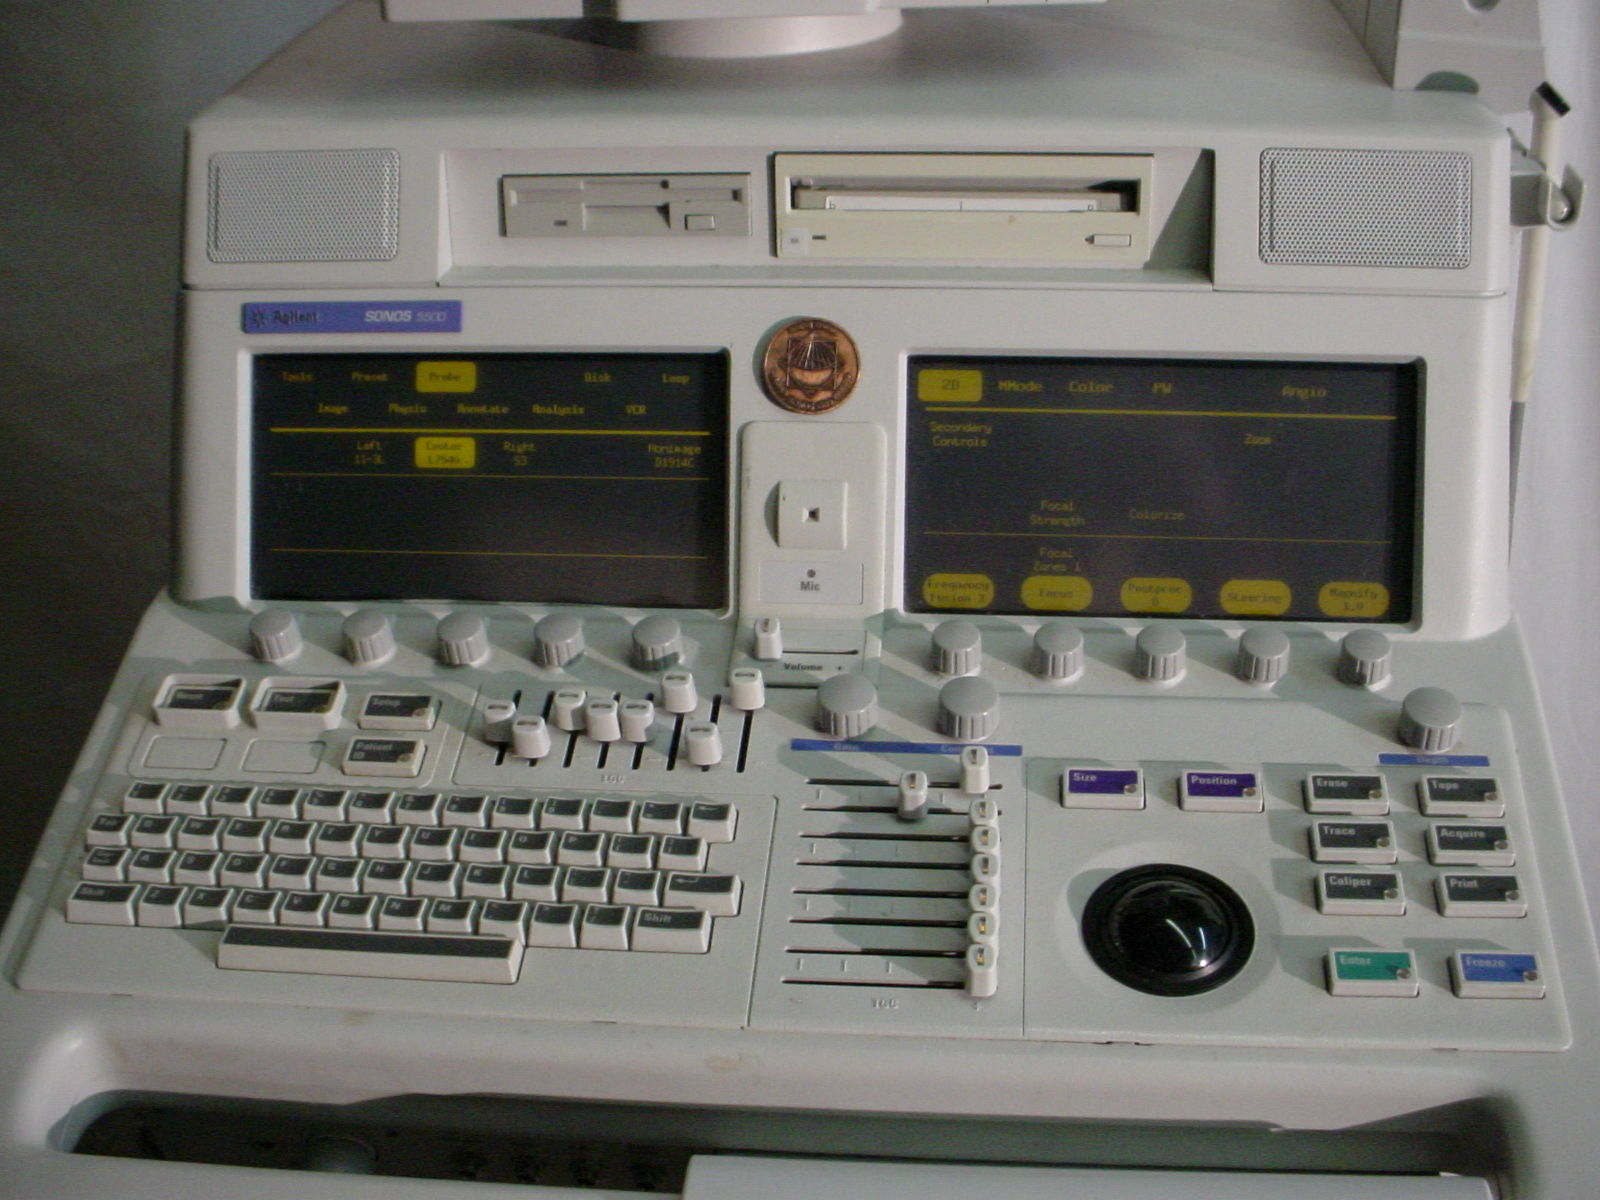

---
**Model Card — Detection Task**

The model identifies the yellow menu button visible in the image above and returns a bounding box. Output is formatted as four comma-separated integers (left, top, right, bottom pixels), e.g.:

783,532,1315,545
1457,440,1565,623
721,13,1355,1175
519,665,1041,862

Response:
923,573,995,610
1021,575,1093,612
1121,577,1192,614
1319,582,1390,619
414,437,476,469
917,369,983,403
416,361,478,393
1221,579,1292,616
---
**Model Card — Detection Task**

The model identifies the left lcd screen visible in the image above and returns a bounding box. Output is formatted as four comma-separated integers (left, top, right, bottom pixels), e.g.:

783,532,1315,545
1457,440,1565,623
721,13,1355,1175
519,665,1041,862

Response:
251,353,729,607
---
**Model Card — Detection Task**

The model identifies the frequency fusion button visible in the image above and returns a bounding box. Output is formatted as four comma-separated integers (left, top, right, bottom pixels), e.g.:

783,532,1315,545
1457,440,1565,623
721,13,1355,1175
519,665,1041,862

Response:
218,924,520,983
1061,767,1144,810
1418,776,1504,818
1437,873,1527,917
342,738,426,778
1304,773,1389,816
1451,951,1545,999
1317,870,1406,916
1179,769,1263,813
1427,823,1514,867
1326,949,1419,997
1310,820,1397,864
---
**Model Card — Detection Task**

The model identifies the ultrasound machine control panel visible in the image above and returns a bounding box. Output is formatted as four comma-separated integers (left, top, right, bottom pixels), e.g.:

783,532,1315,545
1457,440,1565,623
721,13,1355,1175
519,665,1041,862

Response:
1,2,1595,1197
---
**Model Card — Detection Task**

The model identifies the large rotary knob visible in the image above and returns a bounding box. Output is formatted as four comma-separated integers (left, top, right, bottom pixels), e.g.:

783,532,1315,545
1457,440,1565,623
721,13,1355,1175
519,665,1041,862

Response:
1030,621,1084,681
249,609,302,663
1338,629,1392,688
632,616,684,671
938,676,1000,742
343,610,395,667
532,614,585,669
1397,686,1463,753
1134,624,1186,681
815,673,879,739
436,612,490,667
1235,627,1290,684
931,620,982,676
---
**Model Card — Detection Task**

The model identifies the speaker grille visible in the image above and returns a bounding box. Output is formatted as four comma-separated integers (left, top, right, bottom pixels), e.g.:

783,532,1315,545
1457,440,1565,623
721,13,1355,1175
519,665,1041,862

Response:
1259,148,1471,269
208,149,401,264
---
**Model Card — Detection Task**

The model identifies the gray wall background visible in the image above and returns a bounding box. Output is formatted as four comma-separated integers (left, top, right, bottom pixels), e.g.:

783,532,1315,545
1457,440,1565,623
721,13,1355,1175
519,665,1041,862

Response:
0,2,1595,938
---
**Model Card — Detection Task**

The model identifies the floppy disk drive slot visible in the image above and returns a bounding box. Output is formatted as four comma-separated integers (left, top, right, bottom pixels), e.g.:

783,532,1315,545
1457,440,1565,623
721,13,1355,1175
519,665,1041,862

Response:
502,172,750,238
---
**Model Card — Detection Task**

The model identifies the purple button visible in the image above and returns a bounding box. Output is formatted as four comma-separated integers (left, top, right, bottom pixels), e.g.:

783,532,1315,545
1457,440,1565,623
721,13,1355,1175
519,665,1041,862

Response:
242,301,463,334
1067,769,1141,795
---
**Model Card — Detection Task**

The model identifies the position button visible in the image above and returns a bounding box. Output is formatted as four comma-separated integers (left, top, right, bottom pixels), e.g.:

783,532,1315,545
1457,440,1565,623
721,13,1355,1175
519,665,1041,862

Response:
435,613,489,667
1134,624,1186,682
1179,769,1262,813
1397,687,1463,753
1235,627,1290,684
532,613,585,669
249,609,302,663
1337,629,1391,688
343,610,395,667
632,616,684,672
1030,621,1084,682
815,673,878,738
937,676,1000,742
1326,949,1418,998
931,620,982,676
1081,865,1253,996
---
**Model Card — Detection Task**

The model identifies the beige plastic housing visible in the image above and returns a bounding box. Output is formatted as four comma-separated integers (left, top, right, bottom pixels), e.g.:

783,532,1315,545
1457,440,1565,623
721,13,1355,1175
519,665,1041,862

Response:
774,153,1155,264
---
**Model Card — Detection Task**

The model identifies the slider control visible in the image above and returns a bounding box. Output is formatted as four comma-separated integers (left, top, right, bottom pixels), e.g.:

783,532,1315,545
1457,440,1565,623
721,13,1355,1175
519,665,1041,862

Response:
753,616,783,660
897,770,930,822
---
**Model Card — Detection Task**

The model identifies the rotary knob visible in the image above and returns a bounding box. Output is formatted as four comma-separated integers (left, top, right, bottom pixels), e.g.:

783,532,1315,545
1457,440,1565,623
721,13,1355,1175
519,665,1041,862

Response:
938,676,1001,742
1397,686,1463,753
1235,626,1290,684
1134,624,1186,681
436,612,489,667
1338,629,1392,688
632,616,684,671
343,610,395,667
1030,622,1084,681
249,609,302,663
931,620,982,676
532,614,585,669
815,673,879,739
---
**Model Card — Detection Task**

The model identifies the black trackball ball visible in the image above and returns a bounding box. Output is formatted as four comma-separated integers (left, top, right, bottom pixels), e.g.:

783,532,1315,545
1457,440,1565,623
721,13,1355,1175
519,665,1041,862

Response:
1081,865,1254,996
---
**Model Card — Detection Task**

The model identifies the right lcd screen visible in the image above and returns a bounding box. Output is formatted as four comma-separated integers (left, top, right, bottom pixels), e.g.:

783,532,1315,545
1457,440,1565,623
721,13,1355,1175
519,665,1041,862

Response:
904,356,1419,622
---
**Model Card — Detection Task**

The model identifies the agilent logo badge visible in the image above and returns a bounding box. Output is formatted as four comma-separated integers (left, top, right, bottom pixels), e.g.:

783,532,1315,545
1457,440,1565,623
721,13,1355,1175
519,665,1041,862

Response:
242,301,462,334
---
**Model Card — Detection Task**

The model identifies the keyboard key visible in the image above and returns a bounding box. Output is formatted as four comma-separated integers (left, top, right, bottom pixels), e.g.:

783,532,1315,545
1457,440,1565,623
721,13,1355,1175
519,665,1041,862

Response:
82,847,131,882
173,851,222,886
363,860,415,896
183,886,234,929
580,904,630,950
412,862,462,898
233,888,284,925
313,823,362,857
221,818,269,853
67,881,140,925
280,890,332,927
255,788,302,821
346,790,396,823
127,849,176,883
360,824,412,860
539,797,587,831
606,834,657,870
218,924,521,984
395,792,443,826
527,902,580,948
267,855,315,891
220,853,269,889
176,816,225,851
328,893,379,930
663,873,741,917
314,857,365,894
562,867,611,903
507,830,555,865
130,815,180,849
588,799,635,833
512,865,562,902
658,836,708,872
613,869,662,907
378,896,427,932
632,907,711,953
85,813,135,847
165,785,212,816
409,827,460,862
688,802,737,843
459,829,508,863
268,820,316,856
209,786,255,818
462,864,511,899
637,801,685,835
122,783,167,815
491,796,538,830
302,789,349,822
442,795,491,828
556,831,605,867
478,900,529,944
426,898,478,934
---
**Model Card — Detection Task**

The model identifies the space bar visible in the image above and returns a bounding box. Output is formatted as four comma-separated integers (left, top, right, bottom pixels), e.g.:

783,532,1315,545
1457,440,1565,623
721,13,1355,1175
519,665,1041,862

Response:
218,925,522,984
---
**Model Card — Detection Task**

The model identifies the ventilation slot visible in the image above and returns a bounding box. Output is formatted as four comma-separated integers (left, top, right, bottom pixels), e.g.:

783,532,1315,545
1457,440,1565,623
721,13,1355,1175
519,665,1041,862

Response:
208,148,400,263
781,797,974,989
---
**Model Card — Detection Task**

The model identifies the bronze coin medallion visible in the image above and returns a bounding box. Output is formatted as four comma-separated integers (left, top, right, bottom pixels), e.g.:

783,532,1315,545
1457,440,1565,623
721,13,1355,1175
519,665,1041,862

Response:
759,317,860,414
